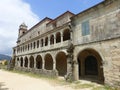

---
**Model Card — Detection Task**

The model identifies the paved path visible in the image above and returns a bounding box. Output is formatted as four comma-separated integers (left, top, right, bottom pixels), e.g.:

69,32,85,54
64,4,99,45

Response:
0,70,73,90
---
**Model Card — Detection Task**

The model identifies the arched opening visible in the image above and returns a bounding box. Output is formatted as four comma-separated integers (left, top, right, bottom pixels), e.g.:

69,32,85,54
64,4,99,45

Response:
37,40,39,48
85,56,98,75
17,58,19,66
36,55,42,69
33,42,36,49
25,45,27,51
56,52,67,76
63,29,70,41
29,56,34,68
23,46,24,52
77,49,104,83
21,47,22,52
41,39,44,47
24,57,28,67
56,32,61,43
45,37,48,46
20,57,23,67
50,35,54,45
31,43,32,50
44,54,53,70
28,44,29,51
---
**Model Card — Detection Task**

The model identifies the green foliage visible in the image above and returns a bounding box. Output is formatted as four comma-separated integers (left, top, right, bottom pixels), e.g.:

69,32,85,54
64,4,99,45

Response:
4,61,8,65
92,85,118,90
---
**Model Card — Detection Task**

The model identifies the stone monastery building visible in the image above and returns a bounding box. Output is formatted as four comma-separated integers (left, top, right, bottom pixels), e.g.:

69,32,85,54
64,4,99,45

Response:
12,0,120,87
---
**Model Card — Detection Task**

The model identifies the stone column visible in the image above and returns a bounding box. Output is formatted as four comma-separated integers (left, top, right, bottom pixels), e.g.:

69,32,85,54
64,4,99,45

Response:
42,61,45,69
15,58,18,67
43,39,45,47
61,32,63,42
73,61,79,81
70,30,73,41
53,61,56,70
23,59,25,68
28,59,30,68
67,56,72,74
54,34,56,44
34,59,36,69
48,36,50,46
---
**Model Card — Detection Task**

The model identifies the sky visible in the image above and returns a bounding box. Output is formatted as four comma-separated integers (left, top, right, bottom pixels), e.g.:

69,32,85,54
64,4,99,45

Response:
0,0,103,56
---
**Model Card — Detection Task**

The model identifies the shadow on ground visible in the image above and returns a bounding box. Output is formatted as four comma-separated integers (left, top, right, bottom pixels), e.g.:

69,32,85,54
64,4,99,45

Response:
0,82,9,90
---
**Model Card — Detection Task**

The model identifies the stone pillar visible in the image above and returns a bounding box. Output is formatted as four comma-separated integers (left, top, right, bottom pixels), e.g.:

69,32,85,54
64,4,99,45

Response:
54,34,56,44
34,59,36,69
19,60,21,67
67,57,72,74
31,43,32,50
42,63,45,70
73,61,79,81
43,39,45,47
70,30,72,41
48,36,50,46
15,58,18,67
23,59,25,68
61,32,63,42
28,59,30,68
17,60,20,67
53,61,56,70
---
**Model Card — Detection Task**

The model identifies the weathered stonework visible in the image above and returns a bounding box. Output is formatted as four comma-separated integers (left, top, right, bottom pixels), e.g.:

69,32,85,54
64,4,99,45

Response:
12,0,120,88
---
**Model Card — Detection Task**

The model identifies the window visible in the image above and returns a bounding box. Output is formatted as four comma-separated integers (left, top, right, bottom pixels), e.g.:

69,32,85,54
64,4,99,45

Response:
50,35,54,45
41,39,43,47
56,32,61,43
45,37,48,46
31,43,32,49
33,42,36,49
28,44,29,51
63,29,70,41
38,31,40,35
37,40,39,48
82,20,90,36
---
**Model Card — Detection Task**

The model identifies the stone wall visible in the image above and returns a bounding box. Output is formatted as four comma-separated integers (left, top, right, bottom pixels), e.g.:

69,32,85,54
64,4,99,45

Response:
14,67,58,77
73,38,120,87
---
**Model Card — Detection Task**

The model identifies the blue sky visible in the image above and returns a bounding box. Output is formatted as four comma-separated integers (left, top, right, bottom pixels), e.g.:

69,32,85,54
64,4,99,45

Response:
24,0,104,19
0,0,104,56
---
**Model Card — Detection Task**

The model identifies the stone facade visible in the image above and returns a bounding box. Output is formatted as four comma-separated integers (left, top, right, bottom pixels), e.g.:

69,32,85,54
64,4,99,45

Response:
12,0,120,87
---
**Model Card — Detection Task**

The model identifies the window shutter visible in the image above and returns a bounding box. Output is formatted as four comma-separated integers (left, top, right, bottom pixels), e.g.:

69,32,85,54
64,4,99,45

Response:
82,21,90,36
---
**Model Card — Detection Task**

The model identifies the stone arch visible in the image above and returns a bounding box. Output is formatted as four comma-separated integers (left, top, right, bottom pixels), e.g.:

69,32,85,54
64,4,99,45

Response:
24,56,28,67
28,44,29,51
36,55,42,69
17,57,19,61
50,35,54,45
20,57,23,67
45,37,48,46
29,56,34,68
21,47,22,52
17,57,19,66
41,39,44,47
33,41,36,49
44,53,53,70
23,46,24,52
56,32,61,43
63,29,70,41
31,43,32,49
37,40,39,48
56,51,67,76
77,48,104,83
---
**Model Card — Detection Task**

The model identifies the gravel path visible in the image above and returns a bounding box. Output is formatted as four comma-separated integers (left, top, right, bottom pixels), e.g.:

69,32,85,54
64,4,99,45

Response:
0,70,74,90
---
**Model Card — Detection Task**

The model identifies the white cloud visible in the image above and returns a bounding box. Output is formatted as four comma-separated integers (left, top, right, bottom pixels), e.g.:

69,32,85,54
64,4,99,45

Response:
0,0,39,55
